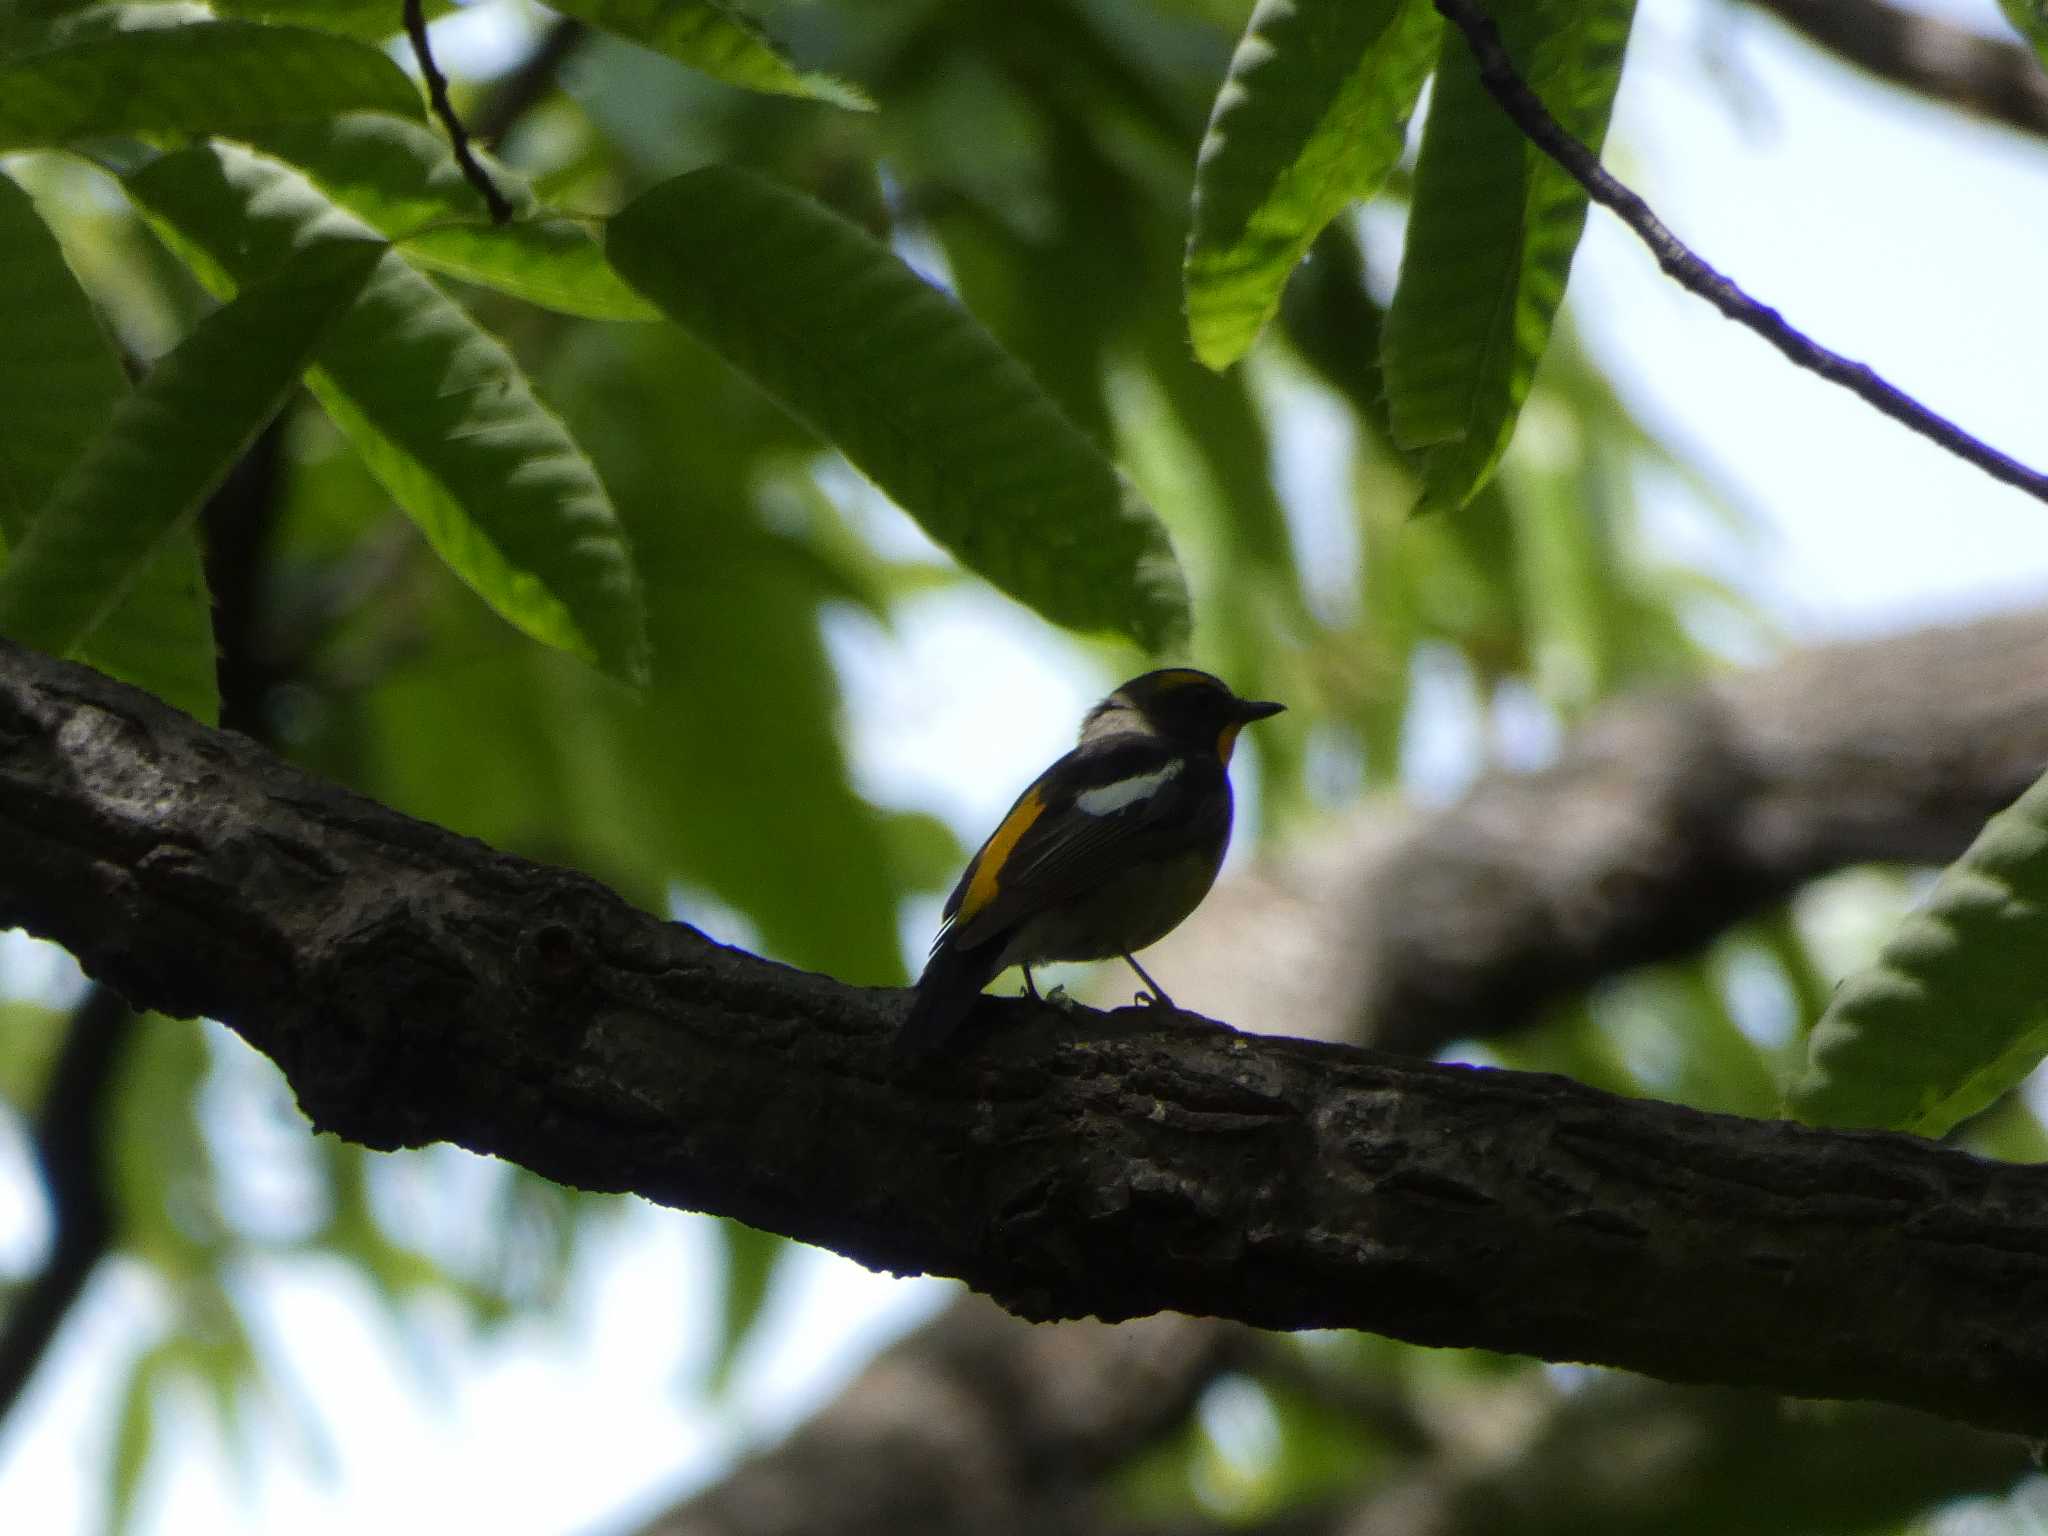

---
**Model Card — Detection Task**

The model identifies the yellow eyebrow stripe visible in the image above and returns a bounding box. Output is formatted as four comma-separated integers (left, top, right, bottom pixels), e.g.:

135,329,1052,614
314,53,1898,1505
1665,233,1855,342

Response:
959,788,1047,924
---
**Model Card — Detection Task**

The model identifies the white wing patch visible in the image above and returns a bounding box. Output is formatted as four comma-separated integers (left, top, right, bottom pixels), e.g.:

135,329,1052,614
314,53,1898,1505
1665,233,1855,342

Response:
1075,758,1183,815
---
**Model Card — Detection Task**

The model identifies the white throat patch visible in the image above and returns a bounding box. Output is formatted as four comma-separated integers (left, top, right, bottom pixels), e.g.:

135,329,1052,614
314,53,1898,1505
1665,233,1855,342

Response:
1076,758,1183,815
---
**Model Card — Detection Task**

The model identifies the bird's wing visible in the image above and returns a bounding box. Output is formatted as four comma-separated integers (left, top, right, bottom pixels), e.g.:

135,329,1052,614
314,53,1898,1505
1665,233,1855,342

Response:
938,736,1221,953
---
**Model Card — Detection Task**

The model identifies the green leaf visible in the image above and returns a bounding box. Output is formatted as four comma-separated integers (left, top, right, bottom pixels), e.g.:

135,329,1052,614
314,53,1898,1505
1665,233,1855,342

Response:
207,0,454,43
707,1217,786,1392
128,143,651,684
534,324,912,981
247,115,659,321
0,239,380,671
1791,768,2048,1138
1383,0,1637,511
2000,0,2048,69
0,169,219,719
608,166,1189,652
1184,0,1438,369
0,20,422,148
541,0,872,110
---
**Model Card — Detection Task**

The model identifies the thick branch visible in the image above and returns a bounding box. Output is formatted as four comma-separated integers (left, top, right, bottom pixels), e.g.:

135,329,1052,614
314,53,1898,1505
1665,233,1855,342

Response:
1433,0,2048,506
1745,0,2048,143
1,640,2046,1436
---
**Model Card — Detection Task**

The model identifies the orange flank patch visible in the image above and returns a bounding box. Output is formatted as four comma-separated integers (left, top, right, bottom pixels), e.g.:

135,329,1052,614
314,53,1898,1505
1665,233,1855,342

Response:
959,788,1047,923
1217,720,1243,764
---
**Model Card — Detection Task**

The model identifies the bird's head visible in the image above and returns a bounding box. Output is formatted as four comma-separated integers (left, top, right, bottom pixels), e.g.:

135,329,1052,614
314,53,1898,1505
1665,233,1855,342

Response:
1080,668,1285,763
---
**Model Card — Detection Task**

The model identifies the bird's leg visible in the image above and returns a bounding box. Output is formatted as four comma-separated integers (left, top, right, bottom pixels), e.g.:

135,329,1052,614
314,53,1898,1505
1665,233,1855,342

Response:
1024,965,1076,1011
1122,953,1175,1010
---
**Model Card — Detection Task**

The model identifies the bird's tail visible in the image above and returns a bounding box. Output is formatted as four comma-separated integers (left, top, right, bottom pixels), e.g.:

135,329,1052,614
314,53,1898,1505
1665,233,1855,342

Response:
894,935,1004,1061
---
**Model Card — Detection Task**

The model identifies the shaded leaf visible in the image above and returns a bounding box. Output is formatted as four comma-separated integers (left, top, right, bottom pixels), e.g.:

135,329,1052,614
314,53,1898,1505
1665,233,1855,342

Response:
0,169,219,719
609,165,1189,652
1792,768,2048,1137
128,143,650,684
1383,0,1637,510
542,324,910,980
248,115,659,321
543,0,872,110
707,1217,786,1392
0,240,379,678
0,20,421,148
1185,0,1438,369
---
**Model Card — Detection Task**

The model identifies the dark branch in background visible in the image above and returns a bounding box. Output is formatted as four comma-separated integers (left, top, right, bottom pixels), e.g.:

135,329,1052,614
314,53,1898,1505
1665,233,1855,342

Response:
0,418,290,1432
1432,0,2048,507
403,0,513,224
1340,611,2048,1054
636,1302,1231,1536
472,17,585,149
2,640,2047,1438
1743,0,2048,143
0,986,134,1422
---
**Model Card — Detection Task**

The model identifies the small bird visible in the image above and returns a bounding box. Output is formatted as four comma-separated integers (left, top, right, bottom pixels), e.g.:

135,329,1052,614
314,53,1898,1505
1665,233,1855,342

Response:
896,667,1284,1057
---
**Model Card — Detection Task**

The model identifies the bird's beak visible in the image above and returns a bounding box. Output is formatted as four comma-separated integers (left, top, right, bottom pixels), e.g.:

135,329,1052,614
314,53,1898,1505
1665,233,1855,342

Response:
1236,698,1286,723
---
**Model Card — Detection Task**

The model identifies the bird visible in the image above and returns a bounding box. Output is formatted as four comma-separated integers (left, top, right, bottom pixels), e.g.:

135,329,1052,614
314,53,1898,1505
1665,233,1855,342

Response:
895,667,1284,1058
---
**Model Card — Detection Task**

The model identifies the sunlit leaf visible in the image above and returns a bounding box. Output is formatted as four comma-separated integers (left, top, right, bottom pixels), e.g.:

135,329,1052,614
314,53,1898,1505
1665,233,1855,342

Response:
0,239,379,684
247,115,658,321
0,169,218,719
1792,767,2048,1137
609,166,1190,652
207,0,453,42
1185,0,1438,369
1383,0,1637,511
1999,0,2048,70
0,20,421,147
542,0,872,110
128,143,650,684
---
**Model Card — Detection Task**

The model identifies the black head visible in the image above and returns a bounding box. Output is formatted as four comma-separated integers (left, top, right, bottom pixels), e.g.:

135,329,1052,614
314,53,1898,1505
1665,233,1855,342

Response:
1085,668,1284,762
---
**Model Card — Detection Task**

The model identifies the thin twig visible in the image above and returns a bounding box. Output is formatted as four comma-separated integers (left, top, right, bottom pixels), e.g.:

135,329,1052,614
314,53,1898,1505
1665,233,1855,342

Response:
472,17,586,150
1433,0,2048,508
402,0,513,225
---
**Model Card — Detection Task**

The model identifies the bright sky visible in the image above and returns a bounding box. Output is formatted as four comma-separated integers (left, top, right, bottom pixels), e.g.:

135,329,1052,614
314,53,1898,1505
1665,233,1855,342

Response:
4,1,2048,1532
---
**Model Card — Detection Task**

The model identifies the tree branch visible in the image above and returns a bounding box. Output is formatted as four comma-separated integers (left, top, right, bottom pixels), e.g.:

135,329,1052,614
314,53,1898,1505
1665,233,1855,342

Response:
471,16,585,149
1744,0,2048,144
1432,0,2048,507
2,641,2046,1436
403,0,512,224
635,1300,1233,1536
0,985,134,1420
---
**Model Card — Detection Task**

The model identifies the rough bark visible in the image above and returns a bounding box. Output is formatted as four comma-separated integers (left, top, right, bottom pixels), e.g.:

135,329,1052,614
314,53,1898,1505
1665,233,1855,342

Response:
3,638,2047,1440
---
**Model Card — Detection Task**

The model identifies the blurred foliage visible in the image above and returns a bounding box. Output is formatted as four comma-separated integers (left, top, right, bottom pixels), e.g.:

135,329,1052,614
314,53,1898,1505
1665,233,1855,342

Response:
0,0,2040,1532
